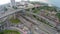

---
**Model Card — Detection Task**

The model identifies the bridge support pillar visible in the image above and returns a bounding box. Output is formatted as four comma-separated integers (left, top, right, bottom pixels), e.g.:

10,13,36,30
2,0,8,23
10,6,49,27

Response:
0,19,2,22
29,8,33,17
29,8,32,12
14,13,16,19
0,18,5,22
56,23,60,32
35,7,37,10
0,23,5,31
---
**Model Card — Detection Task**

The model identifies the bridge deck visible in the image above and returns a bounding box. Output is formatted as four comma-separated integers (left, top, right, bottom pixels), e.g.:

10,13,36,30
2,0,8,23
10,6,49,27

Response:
0,6,37,19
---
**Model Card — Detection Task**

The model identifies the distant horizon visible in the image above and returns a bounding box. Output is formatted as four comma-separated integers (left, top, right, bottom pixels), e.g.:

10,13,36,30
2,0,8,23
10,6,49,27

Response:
0,0,60,7
0,0,49,5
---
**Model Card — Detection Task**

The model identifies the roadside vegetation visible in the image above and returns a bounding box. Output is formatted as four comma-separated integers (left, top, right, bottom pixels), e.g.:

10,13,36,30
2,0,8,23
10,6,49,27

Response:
56,12,60,22
33,15,53,27
0,30,20,34
32,5,58,27
33,9,39,14
10,17,20,24
3,7,8,11
12,6,18,9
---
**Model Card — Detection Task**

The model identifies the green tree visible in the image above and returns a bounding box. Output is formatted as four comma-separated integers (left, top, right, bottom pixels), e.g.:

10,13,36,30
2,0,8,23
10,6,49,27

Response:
12,6,17,9
39,6,57,12
4,7,8,11
56,12,60,22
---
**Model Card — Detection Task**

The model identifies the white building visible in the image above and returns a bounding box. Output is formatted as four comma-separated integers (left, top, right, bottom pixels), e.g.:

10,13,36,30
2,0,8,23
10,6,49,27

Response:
10,0,16,7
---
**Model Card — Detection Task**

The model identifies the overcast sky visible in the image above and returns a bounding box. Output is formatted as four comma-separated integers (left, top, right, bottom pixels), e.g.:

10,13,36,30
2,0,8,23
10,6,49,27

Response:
0,0,49,5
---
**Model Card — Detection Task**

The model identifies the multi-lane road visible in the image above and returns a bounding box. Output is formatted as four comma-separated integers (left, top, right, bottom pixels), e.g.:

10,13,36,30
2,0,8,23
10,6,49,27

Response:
20,14,57,34
0,3,59,34
26,12,56,27
18,16,48,34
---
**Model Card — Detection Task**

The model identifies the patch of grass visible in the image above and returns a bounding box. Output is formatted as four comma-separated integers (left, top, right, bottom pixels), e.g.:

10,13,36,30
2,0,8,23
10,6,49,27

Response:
26,9,30,11
10,18,20,24
33,15,36,18
0,30,20,34
33,10,39,14
0,32,3,34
